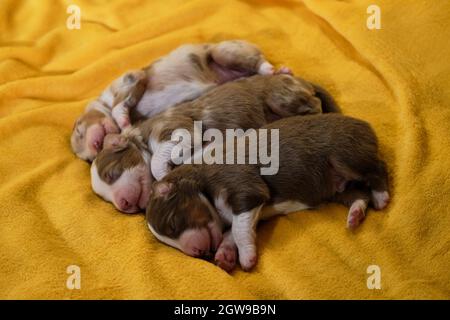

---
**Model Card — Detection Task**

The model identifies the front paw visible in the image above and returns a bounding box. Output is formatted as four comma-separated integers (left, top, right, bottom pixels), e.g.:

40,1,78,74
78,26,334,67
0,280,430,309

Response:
214,245,237,273
239,248,257,271
116,115,131,130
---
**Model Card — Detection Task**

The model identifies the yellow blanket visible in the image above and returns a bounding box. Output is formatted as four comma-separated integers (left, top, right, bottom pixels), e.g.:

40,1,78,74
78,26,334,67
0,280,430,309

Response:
1,0,449,299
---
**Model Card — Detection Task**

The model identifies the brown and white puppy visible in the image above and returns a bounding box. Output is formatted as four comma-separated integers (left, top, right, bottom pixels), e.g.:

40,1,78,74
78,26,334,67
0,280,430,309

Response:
145,114,390,271
90,74,339,213
71,40,283,162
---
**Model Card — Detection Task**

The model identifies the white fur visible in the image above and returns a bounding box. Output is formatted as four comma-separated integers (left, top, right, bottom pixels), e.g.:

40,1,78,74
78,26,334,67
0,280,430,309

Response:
90,151,151,212
214,191,234,225
150,140,177,181
85,100,111,117
232,205,262,270
147,222,183,251
136,81,214,118
260,200,310,220
199,194,223,229
347,199,368,229
272,200,309,214
257,61,275,75
147,193,221,254
372,190,389,210
111,101,130,130
98,88,115,108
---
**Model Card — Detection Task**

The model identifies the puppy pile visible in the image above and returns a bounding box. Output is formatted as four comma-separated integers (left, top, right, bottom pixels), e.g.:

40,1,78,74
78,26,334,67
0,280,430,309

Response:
71,40,389,272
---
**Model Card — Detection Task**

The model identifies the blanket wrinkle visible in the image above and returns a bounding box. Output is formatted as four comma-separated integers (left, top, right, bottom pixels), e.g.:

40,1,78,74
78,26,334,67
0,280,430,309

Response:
0,0,449,299
298,1,396,99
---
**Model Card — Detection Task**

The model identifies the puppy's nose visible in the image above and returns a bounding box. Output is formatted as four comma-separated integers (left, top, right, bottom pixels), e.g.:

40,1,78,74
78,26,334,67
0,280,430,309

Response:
93,140,101,151
119,198,130,211
194,249,211,258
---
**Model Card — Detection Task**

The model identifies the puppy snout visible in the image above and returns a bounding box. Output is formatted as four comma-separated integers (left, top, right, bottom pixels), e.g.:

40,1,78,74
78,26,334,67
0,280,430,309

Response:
180,228,212,258
119,198,130,210
93,140,101,151
192,247,210,258
118,198,139,213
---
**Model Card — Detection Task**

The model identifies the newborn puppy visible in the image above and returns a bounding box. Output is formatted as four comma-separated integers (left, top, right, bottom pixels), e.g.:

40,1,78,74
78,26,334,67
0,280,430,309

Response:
145,114,390,271
91,74,339,213
71,40,283,161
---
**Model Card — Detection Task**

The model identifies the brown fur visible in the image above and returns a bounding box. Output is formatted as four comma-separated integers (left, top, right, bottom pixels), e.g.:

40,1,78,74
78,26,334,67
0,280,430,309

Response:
146,113,389,237
148,171,213,238
94,73,339,186
95,134,147,185
71,40,274,161
139,74,334,144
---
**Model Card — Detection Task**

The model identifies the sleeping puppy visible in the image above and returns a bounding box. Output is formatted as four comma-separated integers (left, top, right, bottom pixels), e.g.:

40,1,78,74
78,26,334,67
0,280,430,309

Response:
71,40,284,162
90,74,339,213
145,114,390,271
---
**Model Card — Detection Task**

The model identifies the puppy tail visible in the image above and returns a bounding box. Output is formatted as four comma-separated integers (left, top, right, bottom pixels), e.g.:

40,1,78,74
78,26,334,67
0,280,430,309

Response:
312,83,341,113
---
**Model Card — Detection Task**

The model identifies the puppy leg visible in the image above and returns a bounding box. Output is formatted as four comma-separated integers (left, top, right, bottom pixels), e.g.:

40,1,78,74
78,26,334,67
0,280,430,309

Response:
111,70,147,130
211,40,275,75
214,230,238,273
151,141,176,181
333,185,371,230
111,101,131,129
330,156,390,210
366,160,390,210
232,205,262,271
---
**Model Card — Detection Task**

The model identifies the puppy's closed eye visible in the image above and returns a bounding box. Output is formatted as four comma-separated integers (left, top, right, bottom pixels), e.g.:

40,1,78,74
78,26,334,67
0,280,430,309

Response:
103,167,122,184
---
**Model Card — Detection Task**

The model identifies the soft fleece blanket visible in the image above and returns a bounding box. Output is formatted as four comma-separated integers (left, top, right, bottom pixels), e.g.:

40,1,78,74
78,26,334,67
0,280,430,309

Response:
1,0,449,299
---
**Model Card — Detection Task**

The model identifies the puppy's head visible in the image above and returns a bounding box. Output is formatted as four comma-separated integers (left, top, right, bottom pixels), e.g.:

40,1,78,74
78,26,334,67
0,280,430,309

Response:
71,104,119,162
90,131,152,213
146,170,223,258
266,74,322,116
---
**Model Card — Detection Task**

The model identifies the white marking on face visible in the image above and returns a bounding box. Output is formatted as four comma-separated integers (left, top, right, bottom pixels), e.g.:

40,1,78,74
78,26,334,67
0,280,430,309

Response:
147,193,222,256
90,159,151,213
90,162,114,203
147,222,183,251
148,224,212,257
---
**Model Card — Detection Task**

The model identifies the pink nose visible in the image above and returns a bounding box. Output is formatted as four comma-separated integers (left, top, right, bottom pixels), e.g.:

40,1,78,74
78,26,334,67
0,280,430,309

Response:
119,198,131,211
92,140,101,151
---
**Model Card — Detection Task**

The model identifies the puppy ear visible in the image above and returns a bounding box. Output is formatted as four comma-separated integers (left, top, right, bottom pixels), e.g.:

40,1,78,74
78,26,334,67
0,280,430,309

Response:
296,96,322,115
103,134,128,151
154,182,174,198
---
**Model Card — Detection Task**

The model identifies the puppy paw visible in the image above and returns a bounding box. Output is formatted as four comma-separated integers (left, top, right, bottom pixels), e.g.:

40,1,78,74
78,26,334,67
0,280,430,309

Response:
258,61,275,75
372,191,390,210
124,94,138,108
275,66,293,75
115,115,131,130
239,249,257,271
123,70,146,85
347,200,367,230
214,245,237,273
